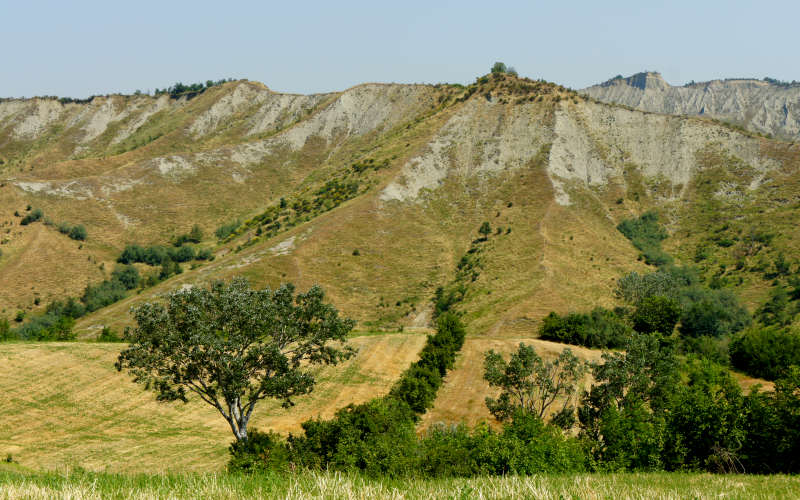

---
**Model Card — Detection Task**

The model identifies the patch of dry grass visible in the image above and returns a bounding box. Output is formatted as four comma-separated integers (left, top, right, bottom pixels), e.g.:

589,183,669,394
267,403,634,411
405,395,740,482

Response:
0,334,425,472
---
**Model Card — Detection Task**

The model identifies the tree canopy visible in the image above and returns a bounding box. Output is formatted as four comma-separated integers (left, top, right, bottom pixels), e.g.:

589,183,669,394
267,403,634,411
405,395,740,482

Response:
116,277,355,441
484,343,586,426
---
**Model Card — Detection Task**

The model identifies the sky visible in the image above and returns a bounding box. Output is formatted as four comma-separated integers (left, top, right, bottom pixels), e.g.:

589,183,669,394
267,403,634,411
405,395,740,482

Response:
2,0,799,98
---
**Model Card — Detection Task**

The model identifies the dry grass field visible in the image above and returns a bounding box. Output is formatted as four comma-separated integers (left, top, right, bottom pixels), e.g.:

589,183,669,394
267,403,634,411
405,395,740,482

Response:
0,333,426,472
0,466,798,500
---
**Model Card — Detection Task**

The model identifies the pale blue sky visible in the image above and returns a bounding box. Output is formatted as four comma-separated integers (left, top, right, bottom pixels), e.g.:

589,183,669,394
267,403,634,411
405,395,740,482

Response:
2,0,798,98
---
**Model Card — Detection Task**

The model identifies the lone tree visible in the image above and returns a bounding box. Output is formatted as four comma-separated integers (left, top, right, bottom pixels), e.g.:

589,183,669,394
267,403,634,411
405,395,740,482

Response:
484,343,586,427
116,277,355,441
478,221,492,239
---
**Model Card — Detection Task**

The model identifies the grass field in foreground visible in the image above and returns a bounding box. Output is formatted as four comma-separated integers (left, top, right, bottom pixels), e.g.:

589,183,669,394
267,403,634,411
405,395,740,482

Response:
0,334,426,472
0,466,798,500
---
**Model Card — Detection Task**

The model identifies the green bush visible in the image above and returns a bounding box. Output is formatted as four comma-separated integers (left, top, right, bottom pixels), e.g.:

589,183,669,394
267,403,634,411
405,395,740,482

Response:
538,308,632,348
57,222,87,240
617,211,672,267
97,326,123,342
729,326,800,380
663,360,747,471
228,429,292,473
81,279,127,313
20,208,43,225
13,310,75,341
678,288,750,338
215,220,241,240
288,397,419,476
111,265,140,290
631,296,681,334
173,225,203,246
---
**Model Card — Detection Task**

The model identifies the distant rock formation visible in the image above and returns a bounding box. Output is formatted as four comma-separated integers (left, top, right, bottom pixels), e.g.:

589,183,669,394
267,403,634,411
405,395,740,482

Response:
584,72,800,139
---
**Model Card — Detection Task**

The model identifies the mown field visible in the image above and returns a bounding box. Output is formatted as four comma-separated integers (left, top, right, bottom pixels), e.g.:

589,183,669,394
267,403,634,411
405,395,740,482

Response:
0,334,426,472
0,466,798,499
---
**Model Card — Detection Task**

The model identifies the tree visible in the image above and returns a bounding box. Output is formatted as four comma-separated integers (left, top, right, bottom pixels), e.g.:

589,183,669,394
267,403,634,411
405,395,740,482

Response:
116,278,355,441
478,222,491,239
579,334,680,469
631,296,681,334
484,343,586,424
491,62,507,74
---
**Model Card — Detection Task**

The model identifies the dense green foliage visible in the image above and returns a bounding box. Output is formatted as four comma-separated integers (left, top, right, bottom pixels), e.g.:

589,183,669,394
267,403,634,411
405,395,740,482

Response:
55,221,87,240
117,278,355,442
631,296,681,334
154,79,234,98
579,333,800,473
484,344,586,426
538,308,632,348
730,326,800,380
229,313,469,475
389,313,466,412
616,211,672,267
19,208,43,225
229,316,584,478
118,244,197,265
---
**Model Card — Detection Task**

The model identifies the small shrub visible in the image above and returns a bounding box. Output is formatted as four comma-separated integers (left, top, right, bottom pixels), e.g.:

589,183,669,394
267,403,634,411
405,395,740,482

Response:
215,219,241,240
68,224,87,241
20,208,43,225
97,326,123,342
228,429,291,473
617,211,672,267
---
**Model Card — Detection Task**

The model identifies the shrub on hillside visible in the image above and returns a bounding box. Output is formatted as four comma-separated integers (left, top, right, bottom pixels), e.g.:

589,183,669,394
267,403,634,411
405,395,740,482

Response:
617,211,672,267
20,208,43,225
678,287,750,338
215,220,241,240
538,308,632,348
228,429,292,473
729,326,800,380
631,296,681,334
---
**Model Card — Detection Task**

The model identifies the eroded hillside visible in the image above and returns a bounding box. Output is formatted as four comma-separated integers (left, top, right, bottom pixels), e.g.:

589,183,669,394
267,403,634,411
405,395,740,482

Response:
1,73,799,338
584,71,800,140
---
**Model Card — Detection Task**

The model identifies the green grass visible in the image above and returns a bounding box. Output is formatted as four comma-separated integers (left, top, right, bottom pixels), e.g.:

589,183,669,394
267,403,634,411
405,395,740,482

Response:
0,466,798,499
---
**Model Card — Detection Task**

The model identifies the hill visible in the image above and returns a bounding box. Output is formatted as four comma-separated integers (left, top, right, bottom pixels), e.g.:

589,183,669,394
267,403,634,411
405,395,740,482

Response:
1,73,799,338
1,71,798,472
583,71,800,140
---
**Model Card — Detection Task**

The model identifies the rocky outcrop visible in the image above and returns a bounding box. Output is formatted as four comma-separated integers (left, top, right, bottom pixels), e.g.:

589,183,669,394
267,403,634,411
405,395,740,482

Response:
584,72,800,139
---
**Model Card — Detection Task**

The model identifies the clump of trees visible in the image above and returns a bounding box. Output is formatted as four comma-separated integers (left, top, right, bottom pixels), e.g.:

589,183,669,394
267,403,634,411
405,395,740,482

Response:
539,308,632,348
4,265,141,341
491,62,518,77
154,79,235,98
616,211,671,267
